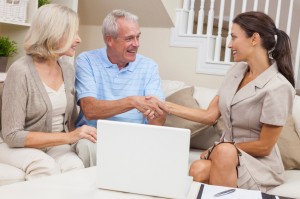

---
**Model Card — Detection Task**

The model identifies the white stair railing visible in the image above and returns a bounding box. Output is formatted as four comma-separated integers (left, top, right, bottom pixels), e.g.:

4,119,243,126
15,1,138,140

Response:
253,0,258,11
286,0,294,35
213,0,225,62
206,0,215,36
242,0,247,13
187,0,195,35
171,0,300,85
196,0,205,35
224,0,235,63
275,0,281,27
264,0,269,13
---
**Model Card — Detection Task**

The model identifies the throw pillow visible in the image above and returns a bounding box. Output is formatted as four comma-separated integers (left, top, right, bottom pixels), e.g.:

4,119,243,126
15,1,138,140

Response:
190,126,221,150
277,115,300,170
165,87,209,137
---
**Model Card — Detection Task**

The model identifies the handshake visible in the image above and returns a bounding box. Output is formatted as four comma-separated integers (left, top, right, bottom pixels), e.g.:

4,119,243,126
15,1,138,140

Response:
133,96,169,120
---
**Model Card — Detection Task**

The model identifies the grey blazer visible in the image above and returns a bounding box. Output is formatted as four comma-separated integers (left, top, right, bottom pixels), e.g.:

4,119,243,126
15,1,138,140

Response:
218,62,295,187
1,55,77,147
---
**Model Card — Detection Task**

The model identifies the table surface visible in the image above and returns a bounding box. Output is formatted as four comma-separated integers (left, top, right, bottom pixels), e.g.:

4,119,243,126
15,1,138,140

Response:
0,166,282,199
0,167,201,199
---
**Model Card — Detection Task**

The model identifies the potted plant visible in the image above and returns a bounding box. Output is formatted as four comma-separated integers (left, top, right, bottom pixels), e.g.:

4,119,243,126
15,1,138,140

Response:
0,36,18,72
38,0,51,7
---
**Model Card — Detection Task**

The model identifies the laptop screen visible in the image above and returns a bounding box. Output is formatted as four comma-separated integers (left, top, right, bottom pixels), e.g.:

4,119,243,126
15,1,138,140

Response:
96,120,192,198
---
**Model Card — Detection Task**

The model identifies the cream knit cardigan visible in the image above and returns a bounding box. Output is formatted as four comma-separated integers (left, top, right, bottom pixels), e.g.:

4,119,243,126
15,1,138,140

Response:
1,55,77,147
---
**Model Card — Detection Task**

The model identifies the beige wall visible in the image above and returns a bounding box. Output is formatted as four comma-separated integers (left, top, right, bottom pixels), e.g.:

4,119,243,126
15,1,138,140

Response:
76,0,224,89
160,0,182,25
77,25,224,89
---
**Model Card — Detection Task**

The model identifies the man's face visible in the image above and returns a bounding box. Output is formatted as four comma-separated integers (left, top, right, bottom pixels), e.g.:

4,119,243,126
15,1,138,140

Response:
106,18,141,69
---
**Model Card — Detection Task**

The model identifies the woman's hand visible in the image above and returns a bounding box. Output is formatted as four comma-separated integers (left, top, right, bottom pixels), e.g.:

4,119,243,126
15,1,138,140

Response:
69,125,97,144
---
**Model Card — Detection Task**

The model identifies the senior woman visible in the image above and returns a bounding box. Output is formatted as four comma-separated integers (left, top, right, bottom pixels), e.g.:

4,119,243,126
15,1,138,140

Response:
0,4,96,180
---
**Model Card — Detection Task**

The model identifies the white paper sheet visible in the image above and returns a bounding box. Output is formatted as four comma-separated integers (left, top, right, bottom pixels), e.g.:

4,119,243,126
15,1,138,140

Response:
198,183,262,199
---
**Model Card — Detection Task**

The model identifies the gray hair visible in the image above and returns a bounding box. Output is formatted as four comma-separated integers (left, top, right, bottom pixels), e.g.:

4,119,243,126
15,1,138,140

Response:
102,9,138,44
24,4,79,60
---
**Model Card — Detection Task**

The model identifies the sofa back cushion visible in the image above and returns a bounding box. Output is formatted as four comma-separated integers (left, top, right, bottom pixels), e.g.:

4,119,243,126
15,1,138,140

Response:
164,87,210,137
278,115,300,169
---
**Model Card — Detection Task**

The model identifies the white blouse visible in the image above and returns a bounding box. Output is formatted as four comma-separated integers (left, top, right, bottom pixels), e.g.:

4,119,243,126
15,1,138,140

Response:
43,83,67,132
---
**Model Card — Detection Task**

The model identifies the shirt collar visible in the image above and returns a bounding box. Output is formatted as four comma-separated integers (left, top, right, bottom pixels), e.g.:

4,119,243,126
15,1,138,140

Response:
253,62,279,88
234,61,279,89
101,48,135,72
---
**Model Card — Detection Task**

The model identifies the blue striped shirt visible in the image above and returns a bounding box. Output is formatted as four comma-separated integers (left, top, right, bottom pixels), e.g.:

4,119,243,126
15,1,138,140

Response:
75,48,164,127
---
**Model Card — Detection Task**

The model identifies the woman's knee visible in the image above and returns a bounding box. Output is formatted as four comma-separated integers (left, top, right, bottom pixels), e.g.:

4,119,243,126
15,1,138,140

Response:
75,139,97,167
210,143,238,166
75,139,96,154
189,160,211,182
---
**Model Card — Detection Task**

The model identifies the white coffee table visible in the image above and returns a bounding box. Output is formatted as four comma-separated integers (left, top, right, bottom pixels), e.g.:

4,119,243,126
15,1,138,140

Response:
0,167,201,199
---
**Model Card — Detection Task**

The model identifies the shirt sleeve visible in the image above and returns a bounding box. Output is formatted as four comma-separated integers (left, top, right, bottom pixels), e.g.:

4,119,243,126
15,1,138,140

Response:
75,53,98,104
260,81,295,126
144,63,165,101
2,63,29,147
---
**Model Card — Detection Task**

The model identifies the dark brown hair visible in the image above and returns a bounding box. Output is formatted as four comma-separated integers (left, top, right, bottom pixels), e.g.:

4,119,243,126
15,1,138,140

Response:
233,11,295,87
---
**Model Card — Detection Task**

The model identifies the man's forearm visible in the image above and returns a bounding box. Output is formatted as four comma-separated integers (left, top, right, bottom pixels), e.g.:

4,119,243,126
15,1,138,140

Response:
80,97,135,120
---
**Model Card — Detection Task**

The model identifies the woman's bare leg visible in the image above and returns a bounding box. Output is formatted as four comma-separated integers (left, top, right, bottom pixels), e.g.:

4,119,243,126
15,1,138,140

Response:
208,143,238,187
189,159,211,183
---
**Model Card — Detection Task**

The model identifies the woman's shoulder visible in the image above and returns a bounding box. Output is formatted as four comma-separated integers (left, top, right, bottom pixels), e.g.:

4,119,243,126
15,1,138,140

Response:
6,56,32,79
58,58,74,74
269,73,295,94
267,63,294,92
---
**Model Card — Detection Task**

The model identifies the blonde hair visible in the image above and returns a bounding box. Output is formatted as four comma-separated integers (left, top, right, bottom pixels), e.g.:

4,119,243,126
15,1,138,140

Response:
24,4,79,60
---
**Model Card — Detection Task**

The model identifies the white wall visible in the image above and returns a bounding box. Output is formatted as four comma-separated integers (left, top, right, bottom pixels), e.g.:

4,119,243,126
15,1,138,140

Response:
77,25,224,89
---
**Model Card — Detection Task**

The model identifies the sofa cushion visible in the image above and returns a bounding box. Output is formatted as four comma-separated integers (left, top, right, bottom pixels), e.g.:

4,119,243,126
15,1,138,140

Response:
161,80,187,97
267,170,300,198
0,163,25,186
165,87,209,137
293,95,300,137
193,86,218,109
277,116,300,170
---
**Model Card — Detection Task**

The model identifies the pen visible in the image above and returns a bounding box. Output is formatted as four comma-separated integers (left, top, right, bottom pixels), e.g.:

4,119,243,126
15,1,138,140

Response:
214,188,236,197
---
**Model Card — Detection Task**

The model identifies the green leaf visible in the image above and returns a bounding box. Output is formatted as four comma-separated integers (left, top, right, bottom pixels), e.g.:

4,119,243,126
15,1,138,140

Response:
0,36,18,57
38,0,51,7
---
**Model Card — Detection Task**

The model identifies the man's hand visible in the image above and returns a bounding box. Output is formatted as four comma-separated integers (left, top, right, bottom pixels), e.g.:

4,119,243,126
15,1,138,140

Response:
133,96,164,115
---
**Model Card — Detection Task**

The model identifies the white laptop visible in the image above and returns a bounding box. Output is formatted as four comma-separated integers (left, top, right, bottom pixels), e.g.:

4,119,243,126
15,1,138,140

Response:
96,120,193,199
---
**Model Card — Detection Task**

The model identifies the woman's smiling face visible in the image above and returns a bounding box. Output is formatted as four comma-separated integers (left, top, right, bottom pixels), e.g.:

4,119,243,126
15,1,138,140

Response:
228,23,253,62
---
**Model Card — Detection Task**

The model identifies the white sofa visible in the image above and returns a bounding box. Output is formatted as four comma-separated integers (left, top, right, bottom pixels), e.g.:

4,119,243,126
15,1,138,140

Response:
162,80,300,199
0,82,26,185
1,80,300,199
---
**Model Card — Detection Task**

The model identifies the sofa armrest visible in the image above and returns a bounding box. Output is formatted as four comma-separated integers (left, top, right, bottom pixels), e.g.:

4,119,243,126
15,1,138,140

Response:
293,95,300,136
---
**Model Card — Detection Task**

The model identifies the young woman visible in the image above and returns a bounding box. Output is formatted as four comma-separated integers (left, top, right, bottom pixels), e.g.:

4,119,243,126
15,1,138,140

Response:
0,4,96,180
165,11,295,192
